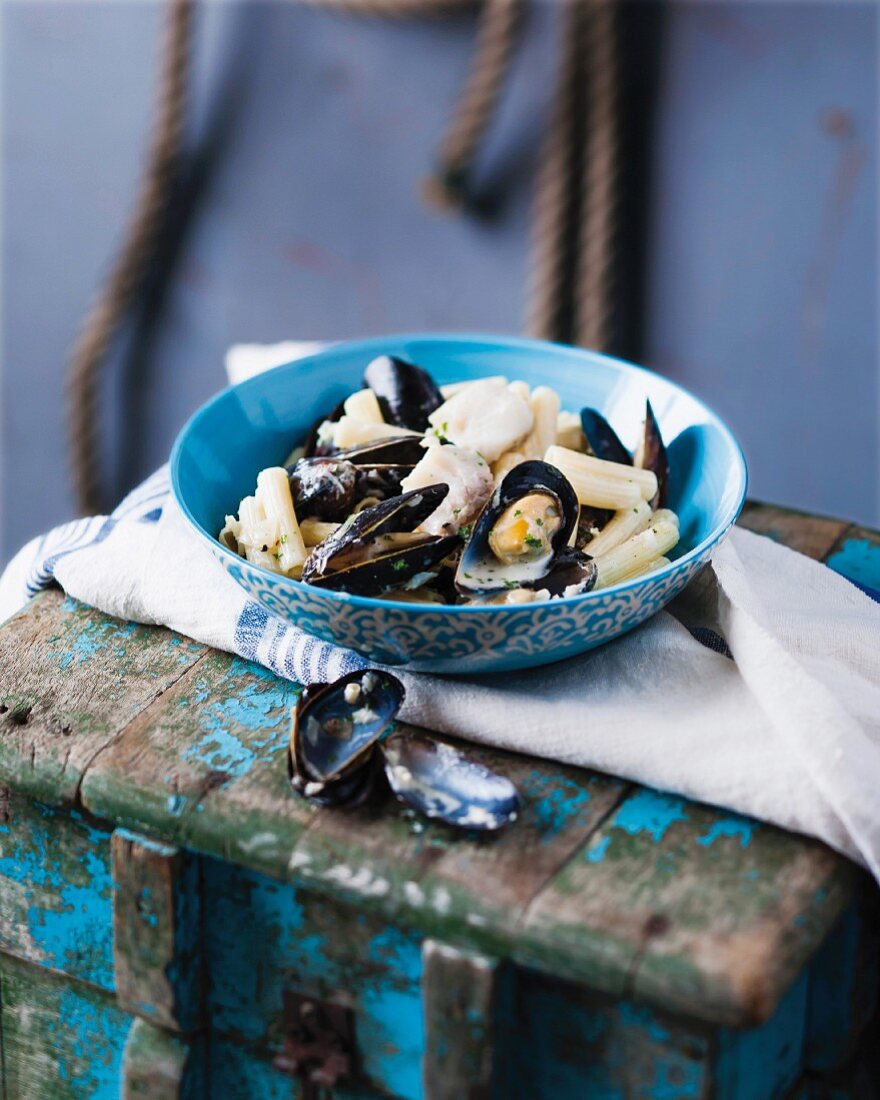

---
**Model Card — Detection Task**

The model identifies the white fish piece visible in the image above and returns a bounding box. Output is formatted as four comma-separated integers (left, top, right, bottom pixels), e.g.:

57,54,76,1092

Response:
401,444,494,536
428,379,534,462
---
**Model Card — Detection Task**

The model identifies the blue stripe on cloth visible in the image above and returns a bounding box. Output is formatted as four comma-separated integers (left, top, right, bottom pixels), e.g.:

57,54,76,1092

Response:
233,602,270,661
139,507,164,524
688,626,733,658
24,515,109,598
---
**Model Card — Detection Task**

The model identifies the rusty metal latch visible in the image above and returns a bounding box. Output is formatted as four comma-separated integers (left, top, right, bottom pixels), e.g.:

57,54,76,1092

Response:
273,991,355,1099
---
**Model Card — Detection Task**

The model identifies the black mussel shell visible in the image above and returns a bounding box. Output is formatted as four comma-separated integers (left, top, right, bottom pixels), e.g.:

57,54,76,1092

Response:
291,669,405,785
580,408,632,466
574,506,612,549
364,355,443,432
289,743,386,809
303,397,347,458
456,460,579,593
288,458,358,522
302,486,458,596
337,436,426,467
530,548,597,597
634,399,668,508
382,732,520,831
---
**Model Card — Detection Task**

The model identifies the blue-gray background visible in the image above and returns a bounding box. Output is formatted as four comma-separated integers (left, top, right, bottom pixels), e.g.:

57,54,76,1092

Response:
2,1,877,565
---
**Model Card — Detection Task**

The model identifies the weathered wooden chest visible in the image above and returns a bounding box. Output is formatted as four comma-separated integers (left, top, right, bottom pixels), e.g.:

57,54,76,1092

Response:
0,502,878,1099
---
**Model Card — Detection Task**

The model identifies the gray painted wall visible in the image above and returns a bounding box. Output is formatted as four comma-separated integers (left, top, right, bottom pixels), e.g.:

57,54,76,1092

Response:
2,1,877,565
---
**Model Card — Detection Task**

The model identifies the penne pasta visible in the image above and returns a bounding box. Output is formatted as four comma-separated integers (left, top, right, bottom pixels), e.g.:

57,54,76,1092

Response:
544,445,658,510
556,410,586,451
256,467,308,574
332,417,422,449
522,386,560,460
584,499,654,558
299,518,341,547
492,450,526,483
592,517,680,589
507,379,531,403
343,387,384,423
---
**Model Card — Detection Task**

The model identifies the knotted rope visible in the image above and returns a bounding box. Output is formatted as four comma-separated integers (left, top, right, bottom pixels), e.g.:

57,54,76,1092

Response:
66,0,620,514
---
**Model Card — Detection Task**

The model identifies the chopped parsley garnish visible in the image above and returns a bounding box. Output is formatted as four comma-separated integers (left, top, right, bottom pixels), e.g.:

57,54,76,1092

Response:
536,518,544,527
464,572,473,579
459,524,473,539
514,509,522,517
273,551,282,561
391,560,409,572
524,534,544,549
280,534,288,544
504,579,519,589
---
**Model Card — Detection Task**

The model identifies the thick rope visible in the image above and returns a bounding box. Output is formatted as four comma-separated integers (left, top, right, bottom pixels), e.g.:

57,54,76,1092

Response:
574,0,618,351
424,0,524,210
66,0,193,515
524,0,584,343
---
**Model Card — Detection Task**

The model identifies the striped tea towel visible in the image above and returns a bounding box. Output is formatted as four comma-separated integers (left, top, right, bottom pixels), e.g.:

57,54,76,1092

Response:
2,341,880,882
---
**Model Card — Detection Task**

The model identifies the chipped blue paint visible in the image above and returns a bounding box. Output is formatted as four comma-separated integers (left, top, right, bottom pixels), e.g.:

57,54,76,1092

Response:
586,835,611,863
167,793,188,815
530,777,592,842
180,660,297,780
612,789,689,843
0,798,114,989
55,612,138,669
696,817,755,849
203,858,424,1100
54,984,130,1097
826,538,880,592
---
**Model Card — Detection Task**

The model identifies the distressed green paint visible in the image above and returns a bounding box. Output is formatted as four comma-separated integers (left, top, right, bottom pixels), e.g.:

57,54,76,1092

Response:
1,951,131,1098
0,791,114,989
0,590,206,806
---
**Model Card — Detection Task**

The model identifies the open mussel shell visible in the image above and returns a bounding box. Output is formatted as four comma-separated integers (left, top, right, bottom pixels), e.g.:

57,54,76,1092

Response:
364,355,443,432
288,457,358,521
530,547,597,597
634,399,668,508
382,732,520,831
580,408,632,466
302,485,459,596
455,460,579,593
291,669,405,784
574,505,612,550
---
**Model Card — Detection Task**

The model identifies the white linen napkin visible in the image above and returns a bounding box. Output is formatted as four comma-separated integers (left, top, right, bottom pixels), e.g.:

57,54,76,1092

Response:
2,343,879,879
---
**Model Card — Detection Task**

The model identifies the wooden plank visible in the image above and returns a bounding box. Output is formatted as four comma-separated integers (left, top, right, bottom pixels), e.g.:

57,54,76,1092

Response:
0,590,206,806
80,650,310,878
0,949,131,1099
737,502,849,562
122,1018,204,1100
112,831,203,1032
288,732,627,954
520,788,860,1027
421,940,499,1100
0,790,115,990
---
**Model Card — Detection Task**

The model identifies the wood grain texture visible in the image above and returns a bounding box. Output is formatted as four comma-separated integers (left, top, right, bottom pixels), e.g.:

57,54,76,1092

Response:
0,949,131,1098
738,502,849,561
0,791,114,990
112,831,202,1032
122,1018,204,1100
0,591,206,806
421,940,499,1100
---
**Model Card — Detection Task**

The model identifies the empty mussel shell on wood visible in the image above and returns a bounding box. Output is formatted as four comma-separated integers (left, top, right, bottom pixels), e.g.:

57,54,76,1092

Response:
288,669,405,805
287,671,520,831
382,732,520,831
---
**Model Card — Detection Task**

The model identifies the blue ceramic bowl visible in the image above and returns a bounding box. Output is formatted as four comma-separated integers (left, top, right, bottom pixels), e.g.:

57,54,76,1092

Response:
171,334,747,673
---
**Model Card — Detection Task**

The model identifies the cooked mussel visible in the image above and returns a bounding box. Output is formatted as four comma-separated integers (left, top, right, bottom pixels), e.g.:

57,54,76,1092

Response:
382,732,520,831
455,460,579,593
289,670,404,807
289,436,426,522
634,399,668,508
531,547,597,597
302,485,459,596
574,505,612,549
364,355,444,432
580,408,632,466
288,458,358,521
